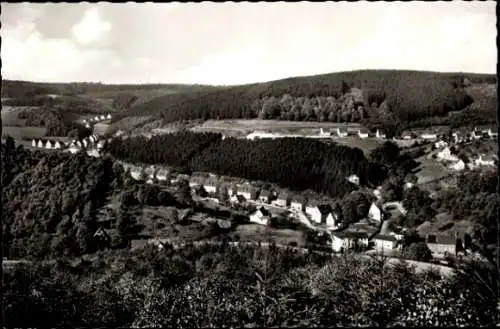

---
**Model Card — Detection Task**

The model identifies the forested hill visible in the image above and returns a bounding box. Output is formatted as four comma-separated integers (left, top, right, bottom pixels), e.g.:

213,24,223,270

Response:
114,69,496,129
105,132,387,197
1,80,216,99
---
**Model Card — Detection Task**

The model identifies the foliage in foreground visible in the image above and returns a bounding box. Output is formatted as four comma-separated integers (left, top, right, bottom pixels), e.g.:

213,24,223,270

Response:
3,244,498,328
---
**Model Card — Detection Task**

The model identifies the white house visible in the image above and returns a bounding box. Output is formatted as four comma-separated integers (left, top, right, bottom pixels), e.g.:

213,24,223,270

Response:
368,203,383,222
347,174,360,186
68,145,80,154
404,182,414,189
189,176,205,189
290,196,306,212
375,130,386,139
107,114,112,119
230,194,247,205
336,128,348,138
437,147,458,162
45,140,53,149
86,149,100,158
450,160,465,171
487,129,498,139
249,207,271,226
76,141,82,148
331,231,369,252
31,139,37,147
97,141,104,149
420,133,437,140
100,115,106,120
89,135,97,144
85,124,91,129
326,212,339,229
54,141,62,149
130,170,142,180
319,128,331,137
236,184,255,200
373,188,382,200
470,130,481,140
434,140,448,149
474,155,496,167
357,129,369,139
94,116,100,121
305,202,321,223
82,139,88,148
203,178,218,194
156,169,168,181
372,234,399,252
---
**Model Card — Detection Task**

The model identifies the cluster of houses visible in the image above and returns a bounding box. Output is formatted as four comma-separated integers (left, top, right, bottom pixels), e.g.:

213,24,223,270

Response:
435,145,497,172
31,135,104,155
83,114,112,129
322,128,386,139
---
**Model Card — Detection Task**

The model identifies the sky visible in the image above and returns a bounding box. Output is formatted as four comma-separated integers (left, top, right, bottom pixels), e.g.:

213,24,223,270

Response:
1,1,497,86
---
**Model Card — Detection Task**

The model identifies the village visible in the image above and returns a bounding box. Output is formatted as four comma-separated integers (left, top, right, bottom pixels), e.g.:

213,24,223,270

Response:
24,121,497,266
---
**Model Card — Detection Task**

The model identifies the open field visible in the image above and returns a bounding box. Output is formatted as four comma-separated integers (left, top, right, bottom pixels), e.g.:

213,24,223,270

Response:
229,224,306,247
2,126,47,140
1,106,37,125
193,119,361,134
414,156,453,185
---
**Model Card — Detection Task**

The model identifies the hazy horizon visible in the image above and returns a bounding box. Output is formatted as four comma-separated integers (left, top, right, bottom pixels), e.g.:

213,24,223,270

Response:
1,1,496,86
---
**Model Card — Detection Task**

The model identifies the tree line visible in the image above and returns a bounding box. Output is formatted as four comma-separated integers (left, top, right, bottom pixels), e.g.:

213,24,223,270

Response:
114,70,497,131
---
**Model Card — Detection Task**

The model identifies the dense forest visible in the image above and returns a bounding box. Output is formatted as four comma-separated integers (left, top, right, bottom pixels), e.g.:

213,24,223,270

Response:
113,70,496,131
105,132,385,197
1,79,216,99
3,243,498,327
0,137,192,259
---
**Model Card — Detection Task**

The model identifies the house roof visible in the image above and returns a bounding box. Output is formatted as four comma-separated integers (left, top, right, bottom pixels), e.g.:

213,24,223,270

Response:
256,207,270,217
291,196,307,204
373,234,397,242
426,234,456,245
260,190,271,197
277,192,289,200
234,194,246,202
334,231,369,239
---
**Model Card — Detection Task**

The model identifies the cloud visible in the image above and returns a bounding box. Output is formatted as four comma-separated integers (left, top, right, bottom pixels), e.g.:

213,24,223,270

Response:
1,2,496,85
71,7,112,45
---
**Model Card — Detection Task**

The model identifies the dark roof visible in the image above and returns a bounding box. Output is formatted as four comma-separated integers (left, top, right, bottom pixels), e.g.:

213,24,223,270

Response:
277,192,289,200
374,234,397,242
234,194,246,202
292,196,306,204
259,190,271,197
426,234,456,245
334,231,368,239
317,204,333,216
258,207,270,217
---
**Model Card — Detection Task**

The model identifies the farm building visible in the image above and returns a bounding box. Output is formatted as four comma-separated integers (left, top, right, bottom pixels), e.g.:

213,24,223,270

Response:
426,234,457,257
474,155,496,167
306,203,334,225
45,140,54,149
107,114,112,119
372,234,399,252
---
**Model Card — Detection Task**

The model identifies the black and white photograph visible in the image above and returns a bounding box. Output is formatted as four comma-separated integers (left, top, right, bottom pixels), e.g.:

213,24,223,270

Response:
1,1,498,327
